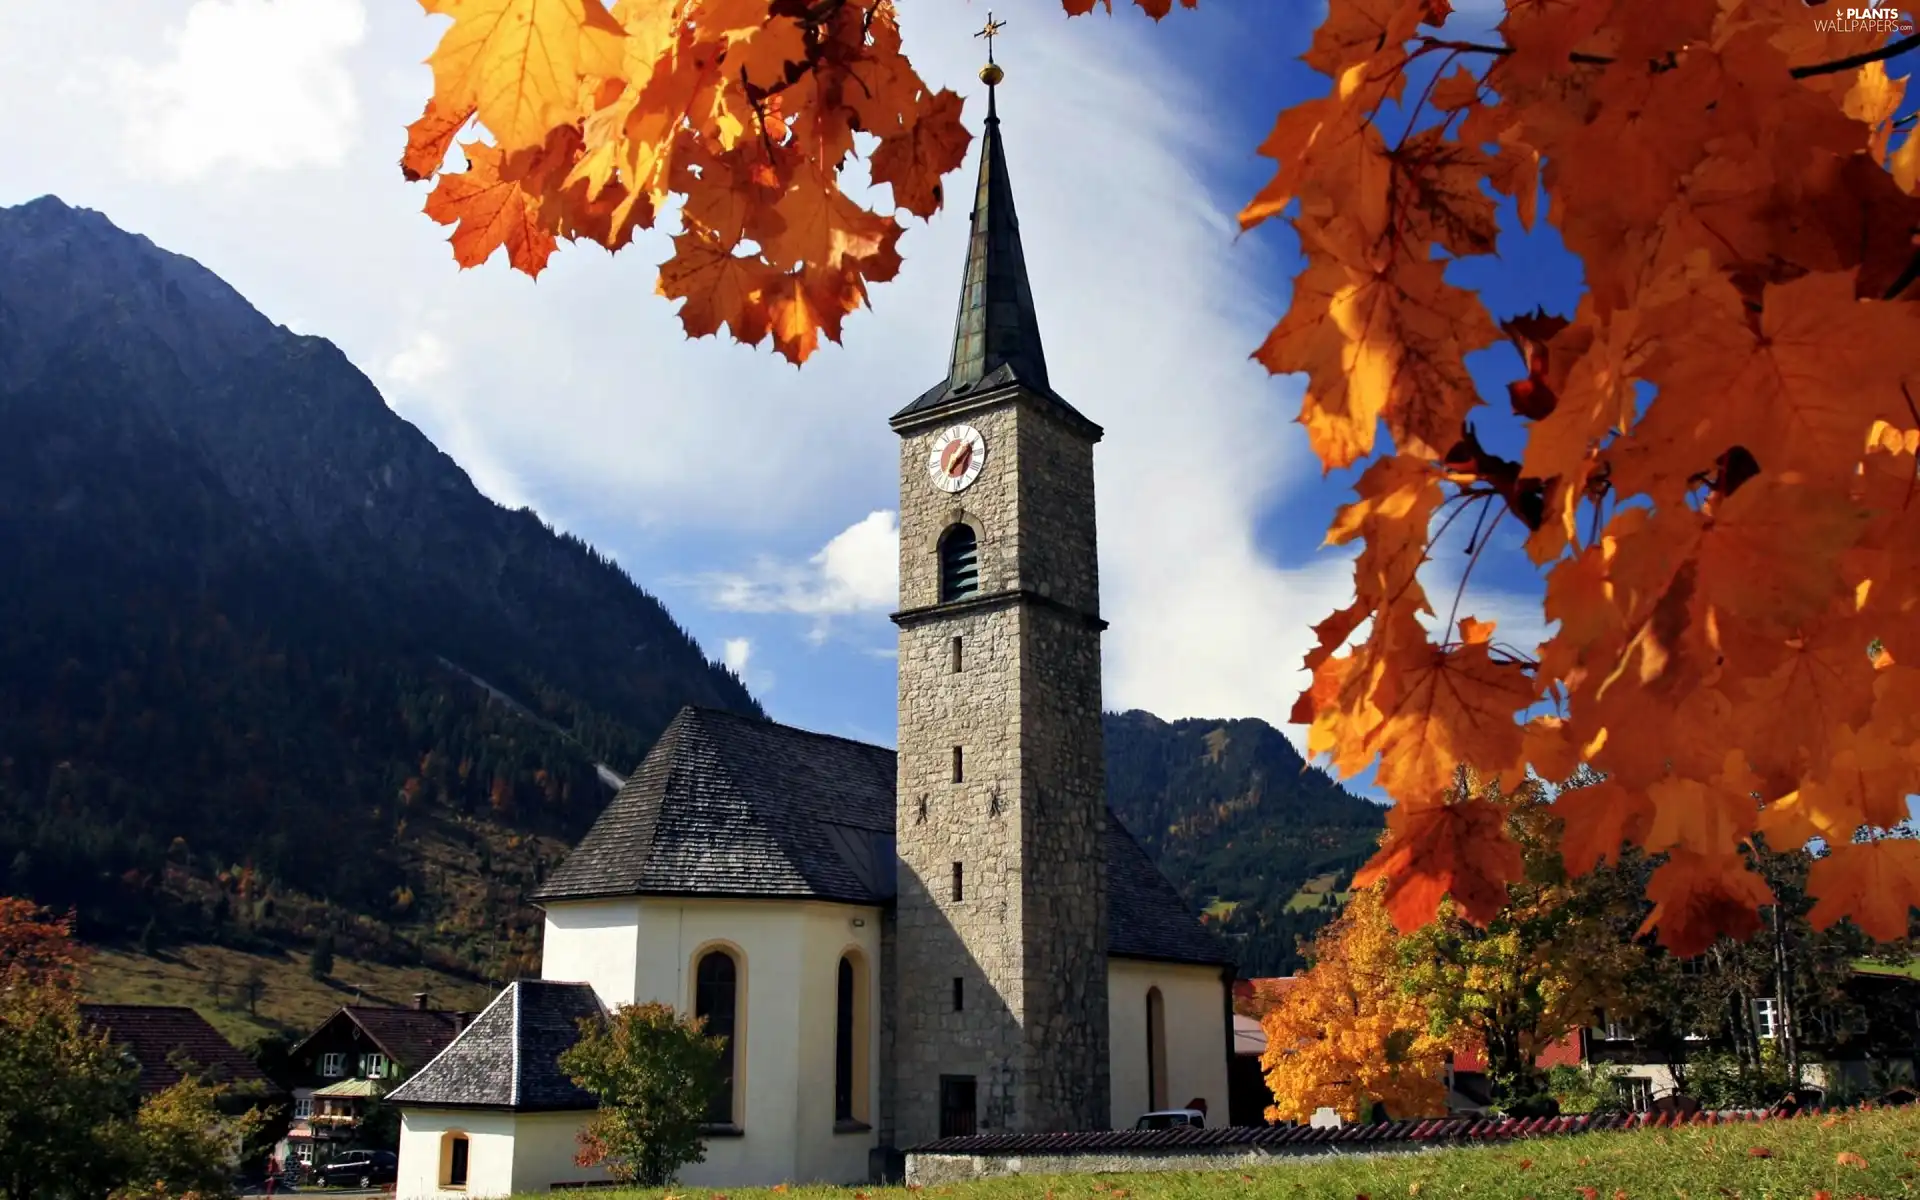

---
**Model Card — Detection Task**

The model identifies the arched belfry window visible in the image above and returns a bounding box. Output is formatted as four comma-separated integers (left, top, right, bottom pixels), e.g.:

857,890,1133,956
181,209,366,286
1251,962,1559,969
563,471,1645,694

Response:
939,524,980,602
695,949,741,1126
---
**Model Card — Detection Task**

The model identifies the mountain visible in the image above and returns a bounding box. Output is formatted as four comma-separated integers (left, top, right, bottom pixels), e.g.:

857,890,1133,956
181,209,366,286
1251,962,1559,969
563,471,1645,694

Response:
1103,710,1386,977
0,195,761,986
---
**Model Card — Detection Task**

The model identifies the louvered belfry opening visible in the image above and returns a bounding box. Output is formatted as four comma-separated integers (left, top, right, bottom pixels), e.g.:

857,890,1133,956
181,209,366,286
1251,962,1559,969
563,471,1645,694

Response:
939,524,980,602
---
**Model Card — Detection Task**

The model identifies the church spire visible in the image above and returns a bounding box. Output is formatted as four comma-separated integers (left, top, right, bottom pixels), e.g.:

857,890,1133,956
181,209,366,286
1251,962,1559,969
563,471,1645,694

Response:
944,14,1049,396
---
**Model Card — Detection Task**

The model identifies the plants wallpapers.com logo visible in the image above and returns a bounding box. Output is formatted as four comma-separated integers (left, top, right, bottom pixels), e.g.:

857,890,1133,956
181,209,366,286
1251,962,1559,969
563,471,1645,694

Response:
1800,0,1919,35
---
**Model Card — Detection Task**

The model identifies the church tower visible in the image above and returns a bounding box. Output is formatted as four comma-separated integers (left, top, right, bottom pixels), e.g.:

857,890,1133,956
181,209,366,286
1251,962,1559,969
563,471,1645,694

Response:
887,32,1111,1148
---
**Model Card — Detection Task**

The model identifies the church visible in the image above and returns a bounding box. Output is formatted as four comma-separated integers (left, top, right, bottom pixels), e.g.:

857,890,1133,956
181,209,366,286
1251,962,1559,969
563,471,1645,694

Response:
386,52,1235,1198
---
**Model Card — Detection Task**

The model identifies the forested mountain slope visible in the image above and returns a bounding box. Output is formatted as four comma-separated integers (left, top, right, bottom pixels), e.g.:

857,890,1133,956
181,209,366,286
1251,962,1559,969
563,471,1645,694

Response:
0,195,760,983
1104,710,1386,975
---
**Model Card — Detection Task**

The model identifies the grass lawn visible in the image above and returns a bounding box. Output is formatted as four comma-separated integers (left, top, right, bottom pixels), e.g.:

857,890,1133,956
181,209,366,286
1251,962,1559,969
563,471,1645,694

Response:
544,1106,1920,1200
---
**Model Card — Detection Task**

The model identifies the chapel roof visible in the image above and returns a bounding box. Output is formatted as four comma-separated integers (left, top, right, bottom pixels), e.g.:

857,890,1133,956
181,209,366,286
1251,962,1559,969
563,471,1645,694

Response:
531,705,1231,968
385,980,602,1112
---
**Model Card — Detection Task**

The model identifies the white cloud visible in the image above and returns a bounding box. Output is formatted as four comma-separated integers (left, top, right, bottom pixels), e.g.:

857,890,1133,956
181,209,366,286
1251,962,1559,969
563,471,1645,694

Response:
699,510,900,621
722,637,752,674
108,0,366,182
385,331,452,387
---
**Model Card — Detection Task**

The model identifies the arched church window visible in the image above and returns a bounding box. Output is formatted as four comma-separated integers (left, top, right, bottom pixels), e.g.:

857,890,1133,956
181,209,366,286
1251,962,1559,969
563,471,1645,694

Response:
835,957,855,1121
938,524,980,602
1146,986,1169,1111
833,951,870,1126
695,949,741,1126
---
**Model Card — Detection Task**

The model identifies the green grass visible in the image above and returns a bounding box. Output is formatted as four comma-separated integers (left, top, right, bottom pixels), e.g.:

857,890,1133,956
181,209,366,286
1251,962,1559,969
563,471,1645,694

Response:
1854,957,1920,980
1204,898,1240,920
1285,890,1352,913
83,943,498,1047
539,1106,1920,1200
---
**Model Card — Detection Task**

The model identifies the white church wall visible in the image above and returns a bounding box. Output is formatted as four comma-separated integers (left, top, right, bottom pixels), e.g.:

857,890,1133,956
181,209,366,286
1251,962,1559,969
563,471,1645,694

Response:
541,897,643,1007
396,1109,516,1199
597,896,882,1188
794,902,883,1186
1107,959,1231,1130
508,1111,612,1193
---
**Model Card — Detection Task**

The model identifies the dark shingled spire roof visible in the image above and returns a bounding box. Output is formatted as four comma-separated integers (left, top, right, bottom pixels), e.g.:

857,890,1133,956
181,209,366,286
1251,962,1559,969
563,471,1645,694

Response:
532,705,1230,967
894,78,1095,433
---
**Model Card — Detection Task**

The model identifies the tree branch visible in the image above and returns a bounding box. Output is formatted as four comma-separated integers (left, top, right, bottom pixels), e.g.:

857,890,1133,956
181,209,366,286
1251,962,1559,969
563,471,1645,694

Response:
1791,31,1920,78
1419,30,1920,80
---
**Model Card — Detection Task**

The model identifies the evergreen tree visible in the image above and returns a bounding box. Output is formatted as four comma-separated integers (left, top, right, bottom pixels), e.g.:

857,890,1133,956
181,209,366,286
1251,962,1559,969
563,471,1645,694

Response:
308,933,334,980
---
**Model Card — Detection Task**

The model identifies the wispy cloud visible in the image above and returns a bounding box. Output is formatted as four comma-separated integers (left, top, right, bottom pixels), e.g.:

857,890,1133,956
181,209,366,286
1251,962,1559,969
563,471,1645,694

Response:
694,510,899,643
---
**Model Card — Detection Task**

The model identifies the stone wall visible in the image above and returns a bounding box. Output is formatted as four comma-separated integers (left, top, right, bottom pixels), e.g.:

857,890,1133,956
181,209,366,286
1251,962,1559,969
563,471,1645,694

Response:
890,383,1111,1146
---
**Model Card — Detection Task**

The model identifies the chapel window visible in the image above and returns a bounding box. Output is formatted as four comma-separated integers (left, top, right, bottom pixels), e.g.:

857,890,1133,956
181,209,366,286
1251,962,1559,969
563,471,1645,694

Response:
440,1132,470,1188
951,636,964,673
835,955,858,1123
695,949,741,1125
952,746,964,783
1146,986,1169,1111
938,524,980,602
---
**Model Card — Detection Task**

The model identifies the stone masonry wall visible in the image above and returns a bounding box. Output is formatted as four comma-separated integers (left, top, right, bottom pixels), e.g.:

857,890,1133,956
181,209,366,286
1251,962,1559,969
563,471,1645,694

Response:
1019,600,1109,1133
891,385,1111,1147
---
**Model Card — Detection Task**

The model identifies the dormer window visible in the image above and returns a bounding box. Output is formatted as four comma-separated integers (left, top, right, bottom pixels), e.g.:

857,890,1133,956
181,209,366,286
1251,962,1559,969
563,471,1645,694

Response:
939,524,980,602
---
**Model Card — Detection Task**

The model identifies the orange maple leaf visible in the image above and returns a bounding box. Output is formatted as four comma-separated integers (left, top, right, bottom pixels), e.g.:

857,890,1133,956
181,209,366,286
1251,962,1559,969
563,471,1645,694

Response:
1554,779,1653,875
1805,840,1920,943
423,140,560,274
1361,625,1538,803
869,89,973,219
1637,850,1774,957
419,0,625,154
1352,792,1525,929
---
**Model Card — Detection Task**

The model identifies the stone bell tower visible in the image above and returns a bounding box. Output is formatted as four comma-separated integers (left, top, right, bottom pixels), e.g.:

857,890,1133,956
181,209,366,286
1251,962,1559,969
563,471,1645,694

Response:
885,26,1111,1149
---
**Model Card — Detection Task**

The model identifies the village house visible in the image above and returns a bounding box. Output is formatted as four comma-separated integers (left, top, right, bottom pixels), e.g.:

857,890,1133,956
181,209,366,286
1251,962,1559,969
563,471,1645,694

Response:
79,1004,285,1166
276,994,471,1174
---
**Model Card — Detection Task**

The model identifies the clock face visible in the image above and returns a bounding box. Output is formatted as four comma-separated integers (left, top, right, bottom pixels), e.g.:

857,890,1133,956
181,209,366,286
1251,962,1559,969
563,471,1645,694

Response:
927,424,987,494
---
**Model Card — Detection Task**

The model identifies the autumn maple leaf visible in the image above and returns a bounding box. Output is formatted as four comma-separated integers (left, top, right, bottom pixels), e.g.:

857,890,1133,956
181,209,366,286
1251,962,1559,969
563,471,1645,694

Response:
1353,792,1525,929
1637,850,1774,957
1805,839,1920,943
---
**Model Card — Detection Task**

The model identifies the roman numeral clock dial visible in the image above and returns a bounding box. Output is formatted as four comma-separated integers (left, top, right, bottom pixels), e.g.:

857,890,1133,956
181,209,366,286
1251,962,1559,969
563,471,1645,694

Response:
927,424,986,494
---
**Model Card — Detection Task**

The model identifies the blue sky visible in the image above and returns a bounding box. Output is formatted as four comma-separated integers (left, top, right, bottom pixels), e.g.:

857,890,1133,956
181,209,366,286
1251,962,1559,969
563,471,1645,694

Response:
4,0,1909,804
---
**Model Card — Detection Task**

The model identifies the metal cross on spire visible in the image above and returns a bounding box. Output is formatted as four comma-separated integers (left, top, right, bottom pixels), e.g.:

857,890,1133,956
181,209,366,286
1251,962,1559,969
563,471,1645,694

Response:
976,12,1007,65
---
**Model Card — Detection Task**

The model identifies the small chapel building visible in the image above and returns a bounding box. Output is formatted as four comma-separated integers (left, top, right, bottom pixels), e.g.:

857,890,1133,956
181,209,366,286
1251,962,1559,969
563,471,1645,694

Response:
387,57,1234,1197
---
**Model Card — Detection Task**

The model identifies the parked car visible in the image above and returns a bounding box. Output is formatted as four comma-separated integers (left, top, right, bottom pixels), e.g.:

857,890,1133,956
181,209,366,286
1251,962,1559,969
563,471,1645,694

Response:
317,1149,398,1188
1134,1108,1206,1130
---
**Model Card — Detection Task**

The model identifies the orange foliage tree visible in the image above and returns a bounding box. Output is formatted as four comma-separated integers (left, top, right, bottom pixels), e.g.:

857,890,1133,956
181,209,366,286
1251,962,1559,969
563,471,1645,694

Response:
1258,883,1455,1123
397,0,1920,952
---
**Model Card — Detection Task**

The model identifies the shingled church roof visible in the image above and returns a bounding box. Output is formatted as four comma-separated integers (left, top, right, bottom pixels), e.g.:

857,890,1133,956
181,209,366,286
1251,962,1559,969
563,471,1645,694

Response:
532,706,1230,967
385,981,603,1112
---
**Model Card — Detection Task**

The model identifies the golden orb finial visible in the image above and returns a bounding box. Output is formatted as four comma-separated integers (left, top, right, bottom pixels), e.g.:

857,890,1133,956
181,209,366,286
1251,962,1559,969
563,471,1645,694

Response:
979,61,1004,86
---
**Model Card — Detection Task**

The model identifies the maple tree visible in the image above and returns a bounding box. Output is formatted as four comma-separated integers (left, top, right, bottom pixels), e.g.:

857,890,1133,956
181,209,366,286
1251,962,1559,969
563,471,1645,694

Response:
399,0,1920,952
1258,882,1455,1123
